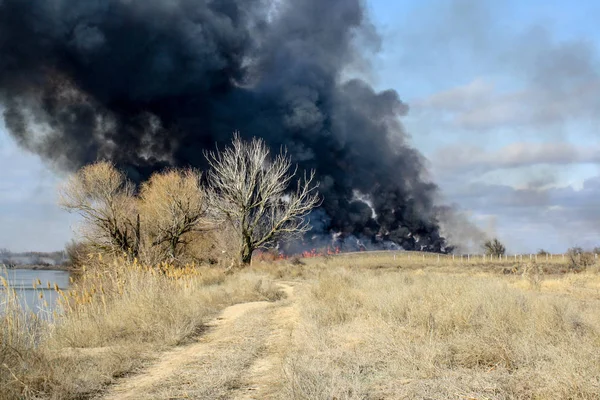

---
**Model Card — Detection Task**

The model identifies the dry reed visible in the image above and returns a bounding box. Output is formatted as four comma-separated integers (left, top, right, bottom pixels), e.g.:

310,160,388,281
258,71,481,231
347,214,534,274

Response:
0,258,281,400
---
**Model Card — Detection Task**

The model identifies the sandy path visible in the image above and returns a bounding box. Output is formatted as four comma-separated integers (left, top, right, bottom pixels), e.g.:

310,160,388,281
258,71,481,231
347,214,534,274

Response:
232,282,298,399
101,282,298,400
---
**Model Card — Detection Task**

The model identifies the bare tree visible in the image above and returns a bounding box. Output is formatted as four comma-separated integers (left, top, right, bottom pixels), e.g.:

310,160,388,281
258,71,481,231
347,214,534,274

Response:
205,134,320,266
139,168,211,261
483,238,506,257
59,161,140,257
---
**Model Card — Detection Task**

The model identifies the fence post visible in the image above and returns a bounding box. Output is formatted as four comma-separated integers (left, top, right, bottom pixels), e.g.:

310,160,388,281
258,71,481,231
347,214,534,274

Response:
423,254,425,261
468,254,470,261
437,254,440,263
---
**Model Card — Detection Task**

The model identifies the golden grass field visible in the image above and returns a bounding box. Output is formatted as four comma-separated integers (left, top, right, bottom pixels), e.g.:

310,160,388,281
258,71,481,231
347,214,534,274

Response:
0,257,282,399
1,252,599,399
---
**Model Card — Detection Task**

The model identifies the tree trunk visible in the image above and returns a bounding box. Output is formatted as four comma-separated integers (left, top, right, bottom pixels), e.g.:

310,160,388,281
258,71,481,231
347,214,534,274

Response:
241,249,252,265
169,238,177,260
240,234,253,266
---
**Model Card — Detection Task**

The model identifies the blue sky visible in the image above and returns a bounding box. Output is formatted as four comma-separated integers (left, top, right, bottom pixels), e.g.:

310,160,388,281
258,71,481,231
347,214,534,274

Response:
1,0,599,252
366,0,600,252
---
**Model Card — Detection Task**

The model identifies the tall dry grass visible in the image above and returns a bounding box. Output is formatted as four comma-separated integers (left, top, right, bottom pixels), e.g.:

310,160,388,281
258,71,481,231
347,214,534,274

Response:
281,268,600,399
3,251,599,399
1,275,50,399
0,258,281,400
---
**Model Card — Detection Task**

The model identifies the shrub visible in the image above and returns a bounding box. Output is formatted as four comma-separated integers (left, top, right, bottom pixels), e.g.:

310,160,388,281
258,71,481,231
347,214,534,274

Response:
537,248,550,256
138,168,212,263
483,238,506,257
566,247,596,271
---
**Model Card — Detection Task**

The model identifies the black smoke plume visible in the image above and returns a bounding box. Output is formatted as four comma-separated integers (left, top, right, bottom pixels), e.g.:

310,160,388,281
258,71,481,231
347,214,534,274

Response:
0,0,450,252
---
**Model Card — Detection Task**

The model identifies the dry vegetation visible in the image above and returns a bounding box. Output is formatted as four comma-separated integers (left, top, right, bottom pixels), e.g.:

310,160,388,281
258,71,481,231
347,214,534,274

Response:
3,137,599,399
2,252,600,399
0,258,281,400
279,268,600,399
59,134,320,268
250,253,600,399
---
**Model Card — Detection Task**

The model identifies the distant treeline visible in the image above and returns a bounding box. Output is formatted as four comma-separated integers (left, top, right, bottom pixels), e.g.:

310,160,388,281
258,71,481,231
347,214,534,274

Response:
0,249,67,267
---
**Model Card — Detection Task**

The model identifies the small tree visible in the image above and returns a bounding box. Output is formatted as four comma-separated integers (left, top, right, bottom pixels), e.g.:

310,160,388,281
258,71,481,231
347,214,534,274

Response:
566,246,594,271
483,238,506,257
59,161,140,257
206,134,320,266
139,168,211,261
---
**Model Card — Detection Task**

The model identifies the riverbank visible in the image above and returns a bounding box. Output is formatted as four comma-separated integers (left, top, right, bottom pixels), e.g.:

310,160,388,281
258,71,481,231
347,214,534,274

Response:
0,257,282,399
2,263,70,271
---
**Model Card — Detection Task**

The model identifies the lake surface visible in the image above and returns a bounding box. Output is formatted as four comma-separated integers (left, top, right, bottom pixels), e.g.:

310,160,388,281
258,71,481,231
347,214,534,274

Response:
0,269,71,315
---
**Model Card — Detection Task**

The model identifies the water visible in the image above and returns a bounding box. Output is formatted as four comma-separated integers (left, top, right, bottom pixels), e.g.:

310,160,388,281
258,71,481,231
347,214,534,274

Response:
1,269,71,315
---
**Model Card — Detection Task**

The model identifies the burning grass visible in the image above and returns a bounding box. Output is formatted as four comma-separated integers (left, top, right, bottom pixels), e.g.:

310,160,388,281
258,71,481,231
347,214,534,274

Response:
0,258,282,400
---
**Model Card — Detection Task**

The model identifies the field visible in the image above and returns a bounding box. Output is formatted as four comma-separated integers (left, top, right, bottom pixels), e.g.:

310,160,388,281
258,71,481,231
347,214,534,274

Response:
1,252,599,399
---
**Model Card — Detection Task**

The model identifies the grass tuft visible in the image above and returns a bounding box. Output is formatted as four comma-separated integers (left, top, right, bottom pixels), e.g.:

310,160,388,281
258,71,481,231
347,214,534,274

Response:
0,259,281,399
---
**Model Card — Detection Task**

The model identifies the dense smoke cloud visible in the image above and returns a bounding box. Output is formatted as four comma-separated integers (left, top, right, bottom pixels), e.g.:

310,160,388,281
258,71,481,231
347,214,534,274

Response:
0,0,450,252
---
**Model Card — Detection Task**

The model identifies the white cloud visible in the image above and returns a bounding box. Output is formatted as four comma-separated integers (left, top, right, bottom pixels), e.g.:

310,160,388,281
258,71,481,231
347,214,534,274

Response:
439,176,600,253
416,77,494,112
432,142,600,174
417,78,600,131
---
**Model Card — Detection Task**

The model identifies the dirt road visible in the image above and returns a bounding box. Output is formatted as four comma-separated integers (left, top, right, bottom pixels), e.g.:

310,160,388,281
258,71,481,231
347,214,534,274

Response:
101,282,297,400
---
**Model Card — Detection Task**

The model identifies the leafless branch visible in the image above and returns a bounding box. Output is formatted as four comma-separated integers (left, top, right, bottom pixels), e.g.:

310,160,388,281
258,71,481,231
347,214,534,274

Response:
205,133,320,265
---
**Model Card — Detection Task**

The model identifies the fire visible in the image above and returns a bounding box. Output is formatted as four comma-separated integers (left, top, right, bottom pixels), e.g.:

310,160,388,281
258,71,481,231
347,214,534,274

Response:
301,246,341,258
254,246,341,262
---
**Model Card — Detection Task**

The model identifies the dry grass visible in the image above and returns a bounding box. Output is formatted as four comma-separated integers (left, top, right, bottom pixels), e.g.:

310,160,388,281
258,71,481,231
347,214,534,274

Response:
0,258,281,400
138,304,274,399
1,274,50,399
3,252,599,399
279,267,600,399
253,250,600,281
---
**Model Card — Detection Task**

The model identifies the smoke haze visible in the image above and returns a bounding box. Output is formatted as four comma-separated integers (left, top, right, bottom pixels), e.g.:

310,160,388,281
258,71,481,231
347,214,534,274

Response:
0,0,451,251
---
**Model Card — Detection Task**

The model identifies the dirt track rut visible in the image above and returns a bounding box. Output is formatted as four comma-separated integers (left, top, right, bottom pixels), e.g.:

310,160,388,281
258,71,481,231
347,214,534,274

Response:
101,282,297,400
